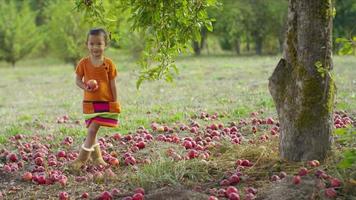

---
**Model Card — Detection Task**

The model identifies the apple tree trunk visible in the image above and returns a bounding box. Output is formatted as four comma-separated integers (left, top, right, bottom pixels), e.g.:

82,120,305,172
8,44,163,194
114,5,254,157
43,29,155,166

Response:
268,0,335,161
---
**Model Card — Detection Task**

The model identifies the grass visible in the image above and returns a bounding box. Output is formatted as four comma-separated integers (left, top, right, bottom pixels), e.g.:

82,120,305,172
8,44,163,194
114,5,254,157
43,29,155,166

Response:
0,52,355,199
1,53,354,139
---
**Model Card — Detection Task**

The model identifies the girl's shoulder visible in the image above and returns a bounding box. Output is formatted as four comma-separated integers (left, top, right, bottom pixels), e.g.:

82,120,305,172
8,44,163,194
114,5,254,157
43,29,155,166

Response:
77,56,90,66
104,57,115,66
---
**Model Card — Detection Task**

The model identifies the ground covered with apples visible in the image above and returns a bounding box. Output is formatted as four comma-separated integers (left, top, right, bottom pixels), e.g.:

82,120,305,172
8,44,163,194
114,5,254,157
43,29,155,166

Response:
0,54,355,200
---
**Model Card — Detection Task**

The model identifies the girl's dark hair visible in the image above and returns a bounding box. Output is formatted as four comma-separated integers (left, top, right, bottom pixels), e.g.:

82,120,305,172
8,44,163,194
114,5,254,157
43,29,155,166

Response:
87,28,109,45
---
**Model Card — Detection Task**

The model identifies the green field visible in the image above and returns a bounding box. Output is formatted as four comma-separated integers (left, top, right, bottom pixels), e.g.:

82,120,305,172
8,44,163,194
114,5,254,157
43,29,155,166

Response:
0,54,355,140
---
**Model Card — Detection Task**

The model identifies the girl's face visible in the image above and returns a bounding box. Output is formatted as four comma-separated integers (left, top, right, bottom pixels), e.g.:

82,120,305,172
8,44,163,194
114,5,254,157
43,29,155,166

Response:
87,34,106,58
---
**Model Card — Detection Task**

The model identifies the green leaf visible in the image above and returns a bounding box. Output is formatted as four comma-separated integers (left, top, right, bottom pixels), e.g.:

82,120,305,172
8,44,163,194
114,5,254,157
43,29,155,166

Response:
338,149,356,169
334,128,348,135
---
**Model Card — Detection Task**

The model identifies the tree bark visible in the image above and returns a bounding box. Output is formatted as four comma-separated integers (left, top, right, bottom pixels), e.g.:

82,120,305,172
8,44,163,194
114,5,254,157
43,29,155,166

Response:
235,38,241,55
254,32,263,55
246,35,250,52
268,0,335,161
193,27,207,56
193,41,201,55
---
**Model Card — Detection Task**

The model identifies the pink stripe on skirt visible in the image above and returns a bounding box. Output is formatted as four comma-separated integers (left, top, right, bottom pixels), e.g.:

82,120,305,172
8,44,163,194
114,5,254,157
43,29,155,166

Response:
93,103,110,111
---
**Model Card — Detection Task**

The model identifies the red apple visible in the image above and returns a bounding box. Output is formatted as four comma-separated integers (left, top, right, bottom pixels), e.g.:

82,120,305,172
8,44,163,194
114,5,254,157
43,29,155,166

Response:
228,174,240,184
48,160,58,166
228,193,240,200
81,192,89,199
270,175,280,182
220,179,230,186
35,157,44,166
225,186,238,196
270,129,277,135
187,149,198,159
98,191,113,200
218,189,226,197
136,141,145,149
15,134,23,140
330,178,341,187
59,175,68,187
57,151,66,158
22,172,33,181
132,193,144,200
59,192,69,200
293,175,301,185
245,187,257,195
7,153,18,162
298,167,308,176
125,156,136,165
279,171,287,179
112,133,121,141
252,126,257,133
325,188,337,198
36,175,47,185
183,140,193,149
267,117,274,124
241,159,251,167
236,159,243,166
208,196,218,200
109,157,119,166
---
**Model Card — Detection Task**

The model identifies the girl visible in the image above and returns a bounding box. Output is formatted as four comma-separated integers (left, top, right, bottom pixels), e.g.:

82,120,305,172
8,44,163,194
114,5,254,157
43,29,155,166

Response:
69,28,121,172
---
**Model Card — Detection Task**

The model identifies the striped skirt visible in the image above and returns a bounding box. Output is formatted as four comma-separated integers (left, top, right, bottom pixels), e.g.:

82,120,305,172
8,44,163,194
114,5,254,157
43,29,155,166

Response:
83,101,121,127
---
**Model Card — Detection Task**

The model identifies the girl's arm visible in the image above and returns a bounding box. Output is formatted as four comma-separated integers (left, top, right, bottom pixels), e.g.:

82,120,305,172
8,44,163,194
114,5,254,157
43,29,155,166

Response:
76,75,86,90
110,79,117,101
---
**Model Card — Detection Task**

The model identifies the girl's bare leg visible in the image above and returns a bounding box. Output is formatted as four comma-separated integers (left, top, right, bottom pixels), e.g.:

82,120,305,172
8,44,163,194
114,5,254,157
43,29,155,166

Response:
84,122,100,148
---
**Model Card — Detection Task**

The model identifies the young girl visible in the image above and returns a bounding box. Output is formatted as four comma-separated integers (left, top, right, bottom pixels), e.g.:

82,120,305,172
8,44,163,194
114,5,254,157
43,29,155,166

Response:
69,28,121,172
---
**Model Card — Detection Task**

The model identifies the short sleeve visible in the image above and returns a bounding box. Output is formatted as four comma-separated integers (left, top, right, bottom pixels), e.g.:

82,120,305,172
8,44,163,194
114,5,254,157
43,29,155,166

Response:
75,59,85,77
108,60,117,80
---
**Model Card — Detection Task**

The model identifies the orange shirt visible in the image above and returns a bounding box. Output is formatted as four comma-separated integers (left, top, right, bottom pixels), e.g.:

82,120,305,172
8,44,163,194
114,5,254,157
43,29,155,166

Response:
75,57,117,101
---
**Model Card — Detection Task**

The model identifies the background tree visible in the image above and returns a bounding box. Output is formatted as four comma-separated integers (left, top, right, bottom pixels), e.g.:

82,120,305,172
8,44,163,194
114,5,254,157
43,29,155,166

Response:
0,1,41,67
211,0,288,55
44,0,90,66
269,0,335,161
334,0,356,55
210,0,252,54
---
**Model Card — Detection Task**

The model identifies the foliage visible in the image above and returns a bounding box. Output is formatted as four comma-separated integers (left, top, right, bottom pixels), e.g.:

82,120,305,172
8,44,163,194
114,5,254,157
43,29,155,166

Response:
44,0,90,65
334,0,356,39
74,0,218,88
210,0,287,55
0,0,41,67
336,37,356,55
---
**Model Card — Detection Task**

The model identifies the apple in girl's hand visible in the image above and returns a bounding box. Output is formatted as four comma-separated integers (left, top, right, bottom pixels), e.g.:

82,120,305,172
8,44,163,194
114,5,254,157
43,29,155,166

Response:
86,79,98,91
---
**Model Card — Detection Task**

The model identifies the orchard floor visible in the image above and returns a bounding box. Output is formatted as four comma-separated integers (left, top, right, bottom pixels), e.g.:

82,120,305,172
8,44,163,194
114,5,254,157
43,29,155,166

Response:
0,54,355,199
